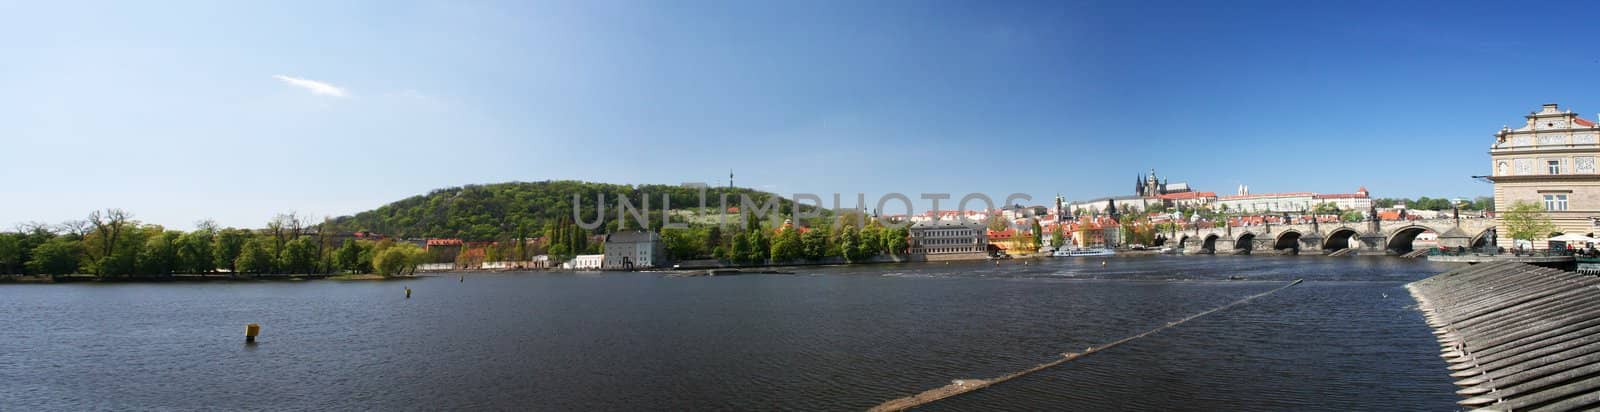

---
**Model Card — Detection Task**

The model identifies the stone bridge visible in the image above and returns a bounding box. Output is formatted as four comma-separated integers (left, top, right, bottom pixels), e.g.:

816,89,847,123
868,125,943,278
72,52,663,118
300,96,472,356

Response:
1166,218,1496,256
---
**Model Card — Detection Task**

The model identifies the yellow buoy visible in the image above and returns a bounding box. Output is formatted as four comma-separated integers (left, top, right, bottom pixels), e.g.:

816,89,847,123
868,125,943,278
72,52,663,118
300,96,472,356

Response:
245,323,260,343
405,287,412,299
1100,260,1107,266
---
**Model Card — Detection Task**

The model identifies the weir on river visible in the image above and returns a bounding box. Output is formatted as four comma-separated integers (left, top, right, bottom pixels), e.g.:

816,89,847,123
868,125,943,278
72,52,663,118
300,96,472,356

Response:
1408,261,1600,411
870,279,1304,411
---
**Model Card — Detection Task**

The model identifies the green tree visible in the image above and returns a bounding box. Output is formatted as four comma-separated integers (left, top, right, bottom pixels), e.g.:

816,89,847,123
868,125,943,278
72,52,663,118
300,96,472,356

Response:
801,226,829,260
856,226,882,260
87,223,154,278
373,243,426,276
661,228,703,260
746,230,770,263
138,230,182,276
85,208,132,277
704,225,722,256
0,233,25,275
235,238,275,274
884,227,909,256
27,237,83,276
839,227,866,262
1474,196,1495,212
176,229,214,273
1050,224,1065,248
334,240,363,273
1339,210,1364,222
1312,202,1340,215
279,237,319,274
1503,201,1557,245
1029,219,1044,251
213,228,249,273
727,233,750,263
770,226,803,262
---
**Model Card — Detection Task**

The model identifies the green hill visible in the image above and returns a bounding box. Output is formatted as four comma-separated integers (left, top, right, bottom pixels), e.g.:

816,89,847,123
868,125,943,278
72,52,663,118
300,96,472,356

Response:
332,180,804,240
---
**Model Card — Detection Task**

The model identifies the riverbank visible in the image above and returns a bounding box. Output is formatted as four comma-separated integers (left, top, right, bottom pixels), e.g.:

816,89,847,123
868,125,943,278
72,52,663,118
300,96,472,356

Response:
0,273,422,284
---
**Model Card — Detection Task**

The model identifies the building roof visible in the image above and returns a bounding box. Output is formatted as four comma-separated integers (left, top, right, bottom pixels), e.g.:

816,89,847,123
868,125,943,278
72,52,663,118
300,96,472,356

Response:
1157,191,1217,200
1578,117,1597,127
1218,192,1315,201
911,220,986,229
604,231,660,243
1314,193,1370,199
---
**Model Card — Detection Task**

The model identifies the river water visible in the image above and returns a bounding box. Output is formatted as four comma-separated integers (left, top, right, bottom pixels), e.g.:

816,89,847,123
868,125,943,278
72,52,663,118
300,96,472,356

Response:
0,256,1457,411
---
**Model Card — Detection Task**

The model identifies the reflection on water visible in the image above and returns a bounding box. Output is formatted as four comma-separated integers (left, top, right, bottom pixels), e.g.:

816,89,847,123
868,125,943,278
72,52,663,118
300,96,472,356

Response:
0,256,1456,410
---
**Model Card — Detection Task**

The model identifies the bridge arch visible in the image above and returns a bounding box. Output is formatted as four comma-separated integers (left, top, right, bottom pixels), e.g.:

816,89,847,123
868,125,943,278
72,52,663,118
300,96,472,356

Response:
1202,234,1219,254
1324,227,1360,252
1236,232,1256,255
1469,228,1493,252
1274,230,1303,254
1385,225,1435,255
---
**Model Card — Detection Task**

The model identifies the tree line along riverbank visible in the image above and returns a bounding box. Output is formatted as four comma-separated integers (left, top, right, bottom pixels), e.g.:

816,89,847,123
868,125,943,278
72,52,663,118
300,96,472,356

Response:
0,209,426,281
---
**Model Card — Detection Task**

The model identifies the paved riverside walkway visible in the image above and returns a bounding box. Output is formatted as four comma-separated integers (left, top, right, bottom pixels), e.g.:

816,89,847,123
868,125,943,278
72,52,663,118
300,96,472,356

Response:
1407,262,1600,411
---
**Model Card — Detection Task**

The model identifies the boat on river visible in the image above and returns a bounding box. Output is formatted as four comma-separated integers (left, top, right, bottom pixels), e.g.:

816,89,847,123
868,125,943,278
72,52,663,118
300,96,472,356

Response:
1051,248,1116,257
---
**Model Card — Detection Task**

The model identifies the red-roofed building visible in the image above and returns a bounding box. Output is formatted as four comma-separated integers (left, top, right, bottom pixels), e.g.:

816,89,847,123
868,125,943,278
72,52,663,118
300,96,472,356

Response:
1313,187,1372,211
425,239,465,263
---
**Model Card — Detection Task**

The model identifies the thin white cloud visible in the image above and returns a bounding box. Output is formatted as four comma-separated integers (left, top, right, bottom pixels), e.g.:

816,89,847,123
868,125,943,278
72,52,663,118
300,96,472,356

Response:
272,74,348,97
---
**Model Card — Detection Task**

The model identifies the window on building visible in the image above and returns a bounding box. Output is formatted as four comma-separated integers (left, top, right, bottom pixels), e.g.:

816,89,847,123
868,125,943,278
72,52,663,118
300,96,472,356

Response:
1545,194,1569,211
1549,160,1563,175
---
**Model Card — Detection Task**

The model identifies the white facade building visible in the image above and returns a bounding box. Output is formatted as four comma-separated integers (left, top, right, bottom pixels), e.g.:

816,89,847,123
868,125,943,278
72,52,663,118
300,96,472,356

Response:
909,220,988,255
1217,192,1317,213
563,254,604,270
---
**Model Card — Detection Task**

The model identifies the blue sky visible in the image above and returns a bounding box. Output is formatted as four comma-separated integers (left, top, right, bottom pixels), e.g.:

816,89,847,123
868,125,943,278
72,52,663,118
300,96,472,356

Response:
3,1,1598,229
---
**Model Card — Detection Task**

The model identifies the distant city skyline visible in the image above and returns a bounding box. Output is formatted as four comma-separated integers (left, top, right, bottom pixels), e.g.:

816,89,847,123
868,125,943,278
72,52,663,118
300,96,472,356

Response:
4,1,1597,230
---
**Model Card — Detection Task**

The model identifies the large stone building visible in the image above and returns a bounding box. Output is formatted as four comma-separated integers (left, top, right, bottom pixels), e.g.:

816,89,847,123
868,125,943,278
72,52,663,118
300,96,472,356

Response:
1313,187,1372,212
1489,103,1600,247
908,220,989,255
1216,191,1317,213
601,231,666,270
1215,186,1371,214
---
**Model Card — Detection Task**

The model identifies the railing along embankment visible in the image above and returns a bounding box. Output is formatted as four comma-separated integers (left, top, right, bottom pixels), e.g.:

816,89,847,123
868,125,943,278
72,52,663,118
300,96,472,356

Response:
1407,262,1600,411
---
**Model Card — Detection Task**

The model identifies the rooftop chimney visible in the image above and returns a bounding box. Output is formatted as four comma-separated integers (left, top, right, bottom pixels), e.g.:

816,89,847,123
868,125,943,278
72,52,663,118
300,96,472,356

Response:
1542,103,1560,114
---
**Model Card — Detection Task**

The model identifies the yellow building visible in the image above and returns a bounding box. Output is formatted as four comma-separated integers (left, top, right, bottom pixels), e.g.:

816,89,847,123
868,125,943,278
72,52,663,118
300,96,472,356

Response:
1489,103,1600,247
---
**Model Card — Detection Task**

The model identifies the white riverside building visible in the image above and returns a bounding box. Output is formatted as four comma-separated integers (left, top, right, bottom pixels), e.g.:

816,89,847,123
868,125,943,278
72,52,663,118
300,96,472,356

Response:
908,220,989,255
563,254,603,270
1215,187,1371,213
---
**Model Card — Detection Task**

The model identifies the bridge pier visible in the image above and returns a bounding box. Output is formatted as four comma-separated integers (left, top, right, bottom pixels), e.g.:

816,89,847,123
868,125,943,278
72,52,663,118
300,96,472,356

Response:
1358,233,1388,255
1296,235,1324,255
1252,237,1276,254
1213,238,1236,254
1436,227,1473,251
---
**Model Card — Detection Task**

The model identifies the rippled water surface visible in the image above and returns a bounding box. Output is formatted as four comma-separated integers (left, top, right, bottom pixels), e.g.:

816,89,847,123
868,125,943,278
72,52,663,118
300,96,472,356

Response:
0,256,1458,411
